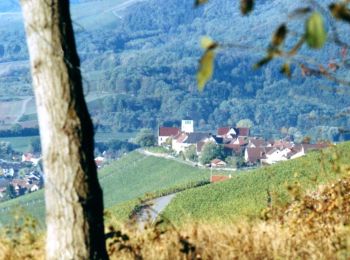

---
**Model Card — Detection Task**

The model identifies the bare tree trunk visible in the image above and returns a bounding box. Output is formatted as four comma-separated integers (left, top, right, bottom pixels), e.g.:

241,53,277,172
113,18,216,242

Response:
20,1,108,259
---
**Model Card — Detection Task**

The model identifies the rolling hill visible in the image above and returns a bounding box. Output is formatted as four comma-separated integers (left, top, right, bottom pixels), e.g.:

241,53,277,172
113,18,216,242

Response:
162,142,350,224
1,0,349,140
0,151,210,226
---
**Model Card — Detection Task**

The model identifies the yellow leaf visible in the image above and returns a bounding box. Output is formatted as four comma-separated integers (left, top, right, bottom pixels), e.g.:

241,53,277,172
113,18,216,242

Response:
305,12,327,49
200,36,215,49
197,50,215,91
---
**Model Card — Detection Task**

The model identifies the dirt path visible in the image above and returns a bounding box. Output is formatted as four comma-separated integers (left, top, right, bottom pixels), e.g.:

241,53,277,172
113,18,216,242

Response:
14,96,32,124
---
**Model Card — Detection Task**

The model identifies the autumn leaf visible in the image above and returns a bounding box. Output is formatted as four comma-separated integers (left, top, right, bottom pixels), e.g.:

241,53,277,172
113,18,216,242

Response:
197,49,216,91
272,24,288,47
240,0,254,15
280,63,291,78
305,12,327,49
194,0,208,7
329,3,350,23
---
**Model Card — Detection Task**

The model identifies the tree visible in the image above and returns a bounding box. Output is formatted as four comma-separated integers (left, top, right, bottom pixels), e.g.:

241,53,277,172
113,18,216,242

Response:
185,145,198,162
28,137,41,154
237,119,253,128
20,1,107,259
6,184,16,200
134,128,156,147
200,142,224,165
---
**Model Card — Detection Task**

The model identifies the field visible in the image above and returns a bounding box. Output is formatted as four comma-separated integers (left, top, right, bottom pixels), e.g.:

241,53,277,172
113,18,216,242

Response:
0,136,38,152
162,142,350,224
0,151,211,226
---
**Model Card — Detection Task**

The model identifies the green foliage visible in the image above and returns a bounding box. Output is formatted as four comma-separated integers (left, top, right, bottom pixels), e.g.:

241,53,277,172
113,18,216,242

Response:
184,145,198,162
28,137,41,154
305,12,327,49
6,184,16,200
134,128,156,147
0,152,211,225
163,142,350,224
200,142,224,164
236,119,253,128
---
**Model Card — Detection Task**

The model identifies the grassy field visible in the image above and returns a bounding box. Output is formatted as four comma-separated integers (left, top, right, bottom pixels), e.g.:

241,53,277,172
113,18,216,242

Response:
162,142,350,224
0,151,211,226
0,136,38,153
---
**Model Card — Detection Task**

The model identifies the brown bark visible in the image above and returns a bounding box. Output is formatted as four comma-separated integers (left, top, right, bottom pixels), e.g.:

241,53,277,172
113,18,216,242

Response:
20,1,108,259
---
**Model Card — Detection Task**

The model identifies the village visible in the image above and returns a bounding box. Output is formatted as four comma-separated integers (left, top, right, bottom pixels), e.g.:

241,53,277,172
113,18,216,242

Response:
0,153,44,201
158,120,329,169
0,119,330,201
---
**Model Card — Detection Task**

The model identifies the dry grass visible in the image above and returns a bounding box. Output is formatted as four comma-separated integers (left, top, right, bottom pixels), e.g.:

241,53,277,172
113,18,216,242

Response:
1,162,349,259
105,174,350,260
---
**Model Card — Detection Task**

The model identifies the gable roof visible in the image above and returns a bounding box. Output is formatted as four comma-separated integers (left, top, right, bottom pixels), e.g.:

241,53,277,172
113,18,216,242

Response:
245,147,267,163
183,132,210,144
217,127,230,136
159,127,180,137
173,133,188,143
248,138,267,147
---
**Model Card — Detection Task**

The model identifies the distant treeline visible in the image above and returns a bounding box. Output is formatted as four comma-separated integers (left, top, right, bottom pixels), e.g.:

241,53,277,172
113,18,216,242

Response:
0,128,39,137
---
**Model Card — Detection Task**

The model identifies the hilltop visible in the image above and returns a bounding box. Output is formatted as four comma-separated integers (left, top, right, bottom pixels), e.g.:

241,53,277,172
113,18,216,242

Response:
1,0,349,140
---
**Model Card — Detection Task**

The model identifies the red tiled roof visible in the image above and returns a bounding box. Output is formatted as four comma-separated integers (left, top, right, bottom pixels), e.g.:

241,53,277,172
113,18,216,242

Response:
217,127,230,136
159,127,180,137
246,147,267,163
211,175,230,183
224,144,242,154
174,133,188,143
237,127,250,137
211,159,226,166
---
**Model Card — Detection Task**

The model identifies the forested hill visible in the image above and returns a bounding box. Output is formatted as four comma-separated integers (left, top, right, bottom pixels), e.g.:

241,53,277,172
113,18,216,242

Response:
1,0,349,141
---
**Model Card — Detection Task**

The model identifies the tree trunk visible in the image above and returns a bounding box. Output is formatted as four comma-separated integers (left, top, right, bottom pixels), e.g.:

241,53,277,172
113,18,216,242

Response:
20,1,108,259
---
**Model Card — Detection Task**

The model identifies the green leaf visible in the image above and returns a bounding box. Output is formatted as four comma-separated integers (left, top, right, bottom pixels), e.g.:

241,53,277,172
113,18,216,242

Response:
305,12,327,49
197,50,216,91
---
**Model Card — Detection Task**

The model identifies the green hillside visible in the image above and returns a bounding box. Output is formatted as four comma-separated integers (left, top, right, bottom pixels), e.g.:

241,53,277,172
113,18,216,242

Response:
162,142,350,224
0,151,210,226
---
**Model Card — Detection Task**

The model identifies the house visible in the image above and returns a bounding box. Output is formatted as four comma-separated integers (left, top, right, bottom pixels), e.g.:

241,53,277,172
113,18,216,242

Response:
94,156,105,168
261,147,291,165
181,120,194,133
158,127,180,146
217,127,250,139
223,144,243,156
290,143,329,160
172,133,189,153
21,153,41,166
233,136,249,146
247,138,269,148
210,175,231,183
244,147,274,164
211,159,227,167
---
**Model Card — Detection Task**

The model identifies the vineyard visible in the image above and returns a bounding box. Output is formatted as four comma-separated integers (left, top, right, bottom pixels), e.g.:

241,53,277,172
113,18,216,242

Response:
162,142,350,224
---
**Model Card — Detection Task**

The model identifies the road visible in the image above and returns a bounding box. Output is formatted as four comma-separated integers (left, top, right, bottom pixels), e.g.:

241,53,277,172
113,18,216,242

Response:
138,149,238,172
14,96,33,124
136,193,176,230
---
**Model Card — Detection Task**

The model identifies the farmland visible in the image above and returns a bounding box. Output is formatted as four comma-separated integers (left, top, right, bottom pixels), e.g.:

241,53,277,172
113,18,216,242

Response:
0,151,211,226
162,142,350,224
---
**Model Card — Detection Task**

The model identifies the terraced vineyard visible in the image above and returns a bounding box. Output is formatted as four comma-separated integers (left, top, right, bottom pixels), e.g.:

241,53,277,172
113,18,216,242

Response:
162,142,350,224
0,151,211,226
